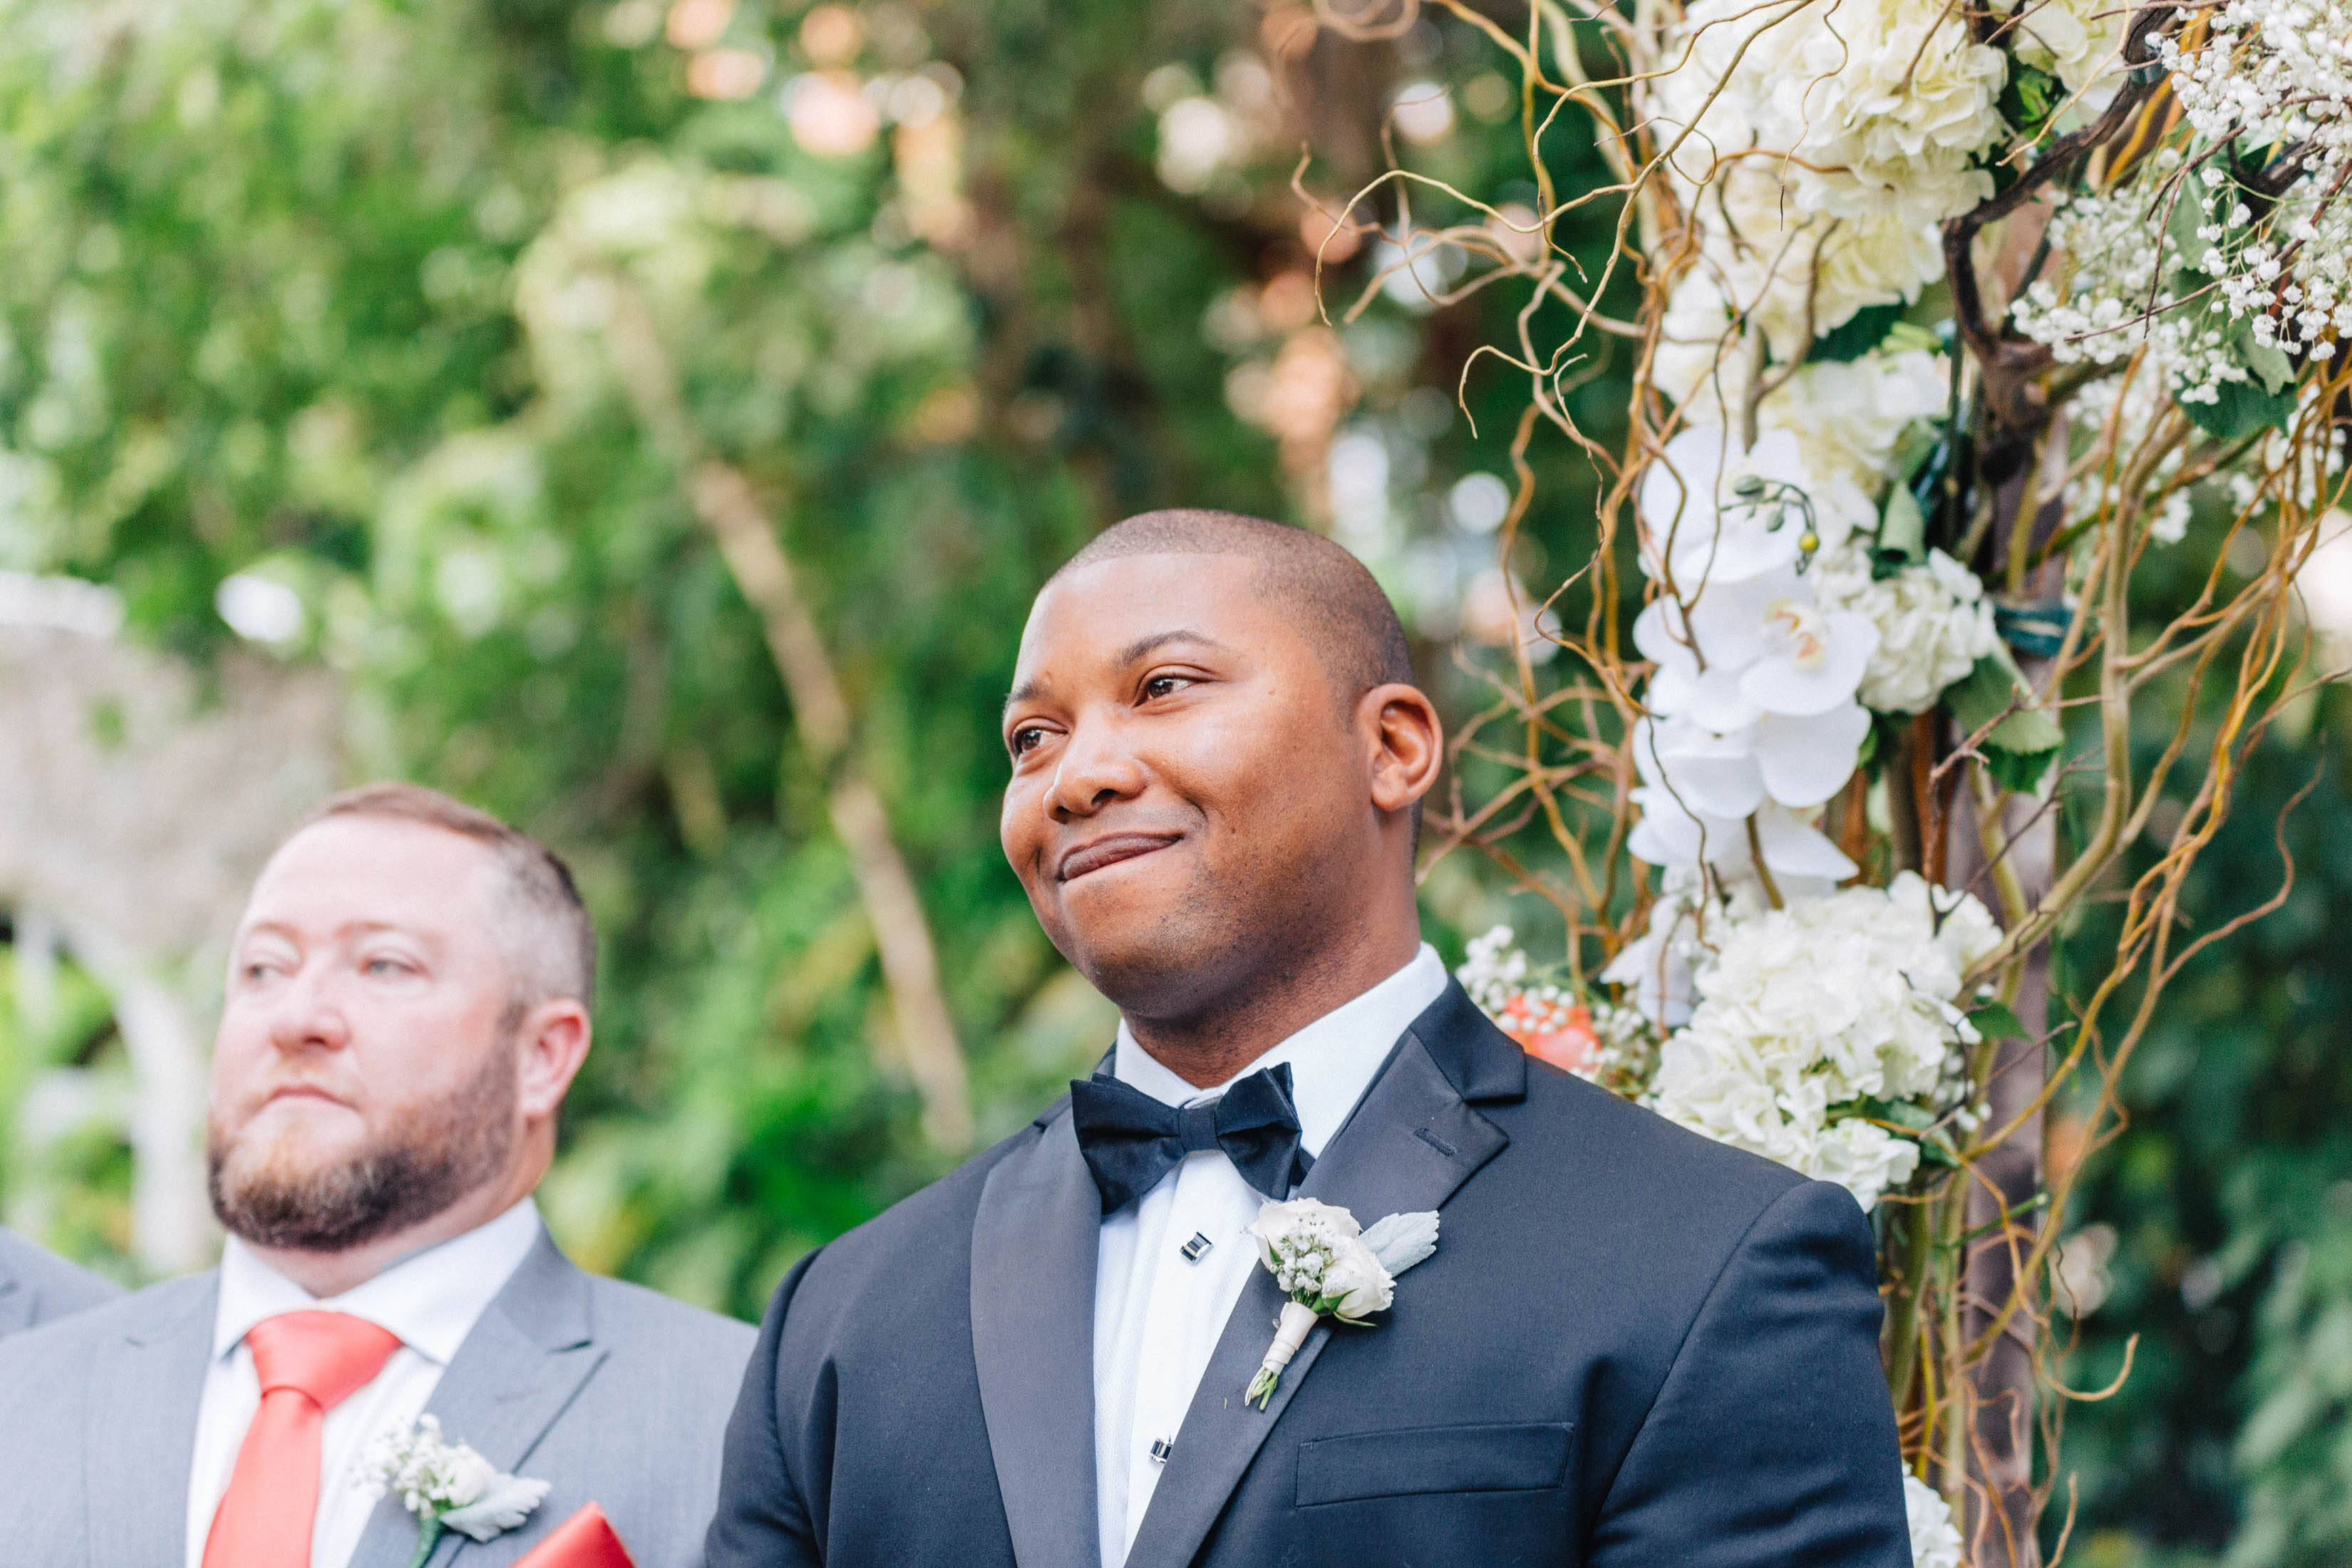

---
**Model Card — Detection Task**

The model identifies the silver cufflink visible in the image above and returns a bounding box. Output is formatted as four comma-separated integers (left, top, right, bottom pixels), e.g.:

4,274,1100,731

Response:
1179,1232,1213,1261
1149,1438,1175,1463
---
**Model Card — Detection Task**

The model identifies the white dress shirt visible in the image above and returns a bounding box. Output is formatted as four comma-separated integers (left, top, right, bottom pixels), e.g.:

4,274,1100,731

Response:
1091,944,1449,1568
184,1197,545,1568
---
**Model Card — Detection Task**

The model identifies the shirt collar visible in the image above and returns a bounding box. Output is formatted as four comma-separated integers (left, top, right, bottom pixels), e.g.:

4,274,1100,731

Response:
1112,942,1450,1157
212,1197,544,1366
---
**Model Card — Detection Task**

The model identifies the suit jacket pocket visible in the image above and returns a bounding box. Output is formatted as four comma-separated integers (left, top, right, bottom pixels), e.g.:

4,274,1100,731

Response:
1294,1420,1573,1506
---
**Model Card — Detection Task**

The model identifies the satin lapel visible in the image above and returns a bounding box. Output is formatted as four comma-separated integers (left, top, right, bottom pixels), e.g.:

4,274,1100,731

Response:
88,1274,217,1566
346,1234,607,1568
1120,1019,1513,1568
971,1102,1102,1568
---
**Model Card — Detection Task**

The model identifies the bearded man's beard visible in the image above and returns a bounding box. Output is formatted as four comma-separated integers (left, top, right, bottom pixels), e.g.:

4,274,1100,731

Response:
207,1043,517,1252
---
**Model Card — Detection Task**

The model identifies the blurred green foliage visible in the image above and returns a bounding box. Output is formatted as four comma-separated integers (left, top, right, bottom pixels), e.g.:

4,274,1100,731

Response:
1,1,2346,1561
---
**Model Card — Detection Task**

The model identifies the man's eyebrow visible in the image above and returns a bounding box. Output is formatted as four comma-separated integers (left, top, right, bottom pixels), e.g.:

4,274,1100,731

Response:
1113,628,1226,668
1001,629,1229,714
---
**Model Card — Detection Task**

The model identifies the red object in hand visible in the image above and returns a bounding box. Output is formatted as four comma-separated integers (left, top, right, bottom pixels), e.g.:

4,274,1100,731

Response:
512,1505,637,1568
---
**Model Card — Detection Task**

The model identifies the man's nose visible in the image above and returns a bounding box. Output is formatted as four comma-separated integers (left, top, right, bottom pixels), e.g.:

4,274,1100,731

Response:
1046,716,1147,820
263,963,353,1054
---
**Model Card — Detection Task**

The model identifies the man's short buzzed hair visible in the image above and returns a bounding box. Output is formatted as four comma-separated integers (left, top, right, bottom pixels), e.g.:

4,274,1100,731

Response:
291,783,595,1012
1056,509,1415,699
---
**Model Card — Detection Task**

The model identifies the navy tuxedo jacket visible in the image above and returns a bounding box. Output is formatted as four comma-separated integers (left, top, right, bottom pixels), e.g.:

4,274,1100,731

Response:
708,981,1909,1568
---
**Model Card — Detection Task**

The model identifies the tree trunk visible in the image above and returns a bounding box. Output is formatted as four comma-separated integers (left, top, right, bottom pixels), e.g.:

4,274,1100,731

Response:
599,279,974,1151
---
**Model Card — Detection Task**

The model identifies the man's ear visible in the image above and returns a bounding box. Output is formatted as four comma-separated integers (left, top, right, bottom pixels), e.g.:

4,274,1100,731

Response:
1361,683,1443,815
514,999,592,1122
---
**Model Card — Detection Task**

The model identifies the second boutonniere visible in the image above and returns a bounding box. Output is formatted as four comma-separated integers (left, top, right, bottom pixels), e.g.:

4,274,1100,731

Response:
1243,1197,1439,1408
362,1413,553,1568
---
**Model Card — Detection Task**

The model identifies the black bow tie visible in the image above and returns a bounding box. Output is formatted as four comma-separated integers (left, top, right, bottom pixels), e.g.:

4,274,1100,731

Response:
1068,1062,1311,1216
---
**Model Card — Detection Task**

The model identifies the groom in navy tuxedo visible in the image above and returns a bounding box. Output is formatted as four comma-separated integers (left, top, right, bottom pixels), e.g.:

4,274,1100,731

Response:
708,510,1909,1567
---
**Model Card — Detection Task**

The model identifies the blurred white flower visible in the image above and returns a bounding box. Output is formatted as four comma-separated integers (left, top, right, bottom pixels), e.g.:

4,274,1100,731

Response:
215,572,304,645
1156,96,1235,192
1447,471,1512,534
2053,1222,2120,1318
1389,81,1455,145
783,71,882,157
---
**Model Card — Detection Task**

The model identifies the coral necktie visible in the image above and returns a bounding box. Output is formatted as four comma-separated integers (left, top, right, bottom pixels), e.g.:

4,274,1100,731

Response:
202,1310,404,1568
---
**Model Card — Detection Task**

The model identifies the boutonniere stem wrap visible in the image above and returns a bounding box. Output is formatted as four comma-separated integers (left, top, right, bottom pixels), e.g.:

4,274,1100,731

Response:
363,1413,553,1568
1243,1198,1439,1408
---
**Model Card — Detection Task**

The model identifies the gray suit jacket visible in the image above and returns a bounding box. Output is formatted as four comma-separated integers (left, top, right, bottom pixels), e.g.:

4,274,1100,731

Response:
0,1225,120,1337
0,1230,756,1568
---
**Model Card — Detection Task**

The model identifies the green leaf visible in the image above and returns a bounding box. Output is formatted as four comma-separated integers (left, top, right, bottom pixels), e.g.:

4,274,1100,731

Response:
2182,375,2299,441
1810,301,1907,364
1968,999,2027,1041
2239,331,2295,392
1948,648,2063,790
2001,64,2060,138
2164,185,2212,274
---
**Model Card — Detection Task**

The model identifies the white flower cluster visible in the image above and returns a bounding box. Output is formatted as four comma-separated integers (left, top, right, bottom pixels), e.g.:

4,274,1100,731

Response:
2160,0,2352,362
361,1415,551,1544
1456,924,1531,1016
1646,0,2006,361
1647,873,2000,1209
2009,176,2264,405
1811,545,2001,713
1630,426,1877,882
1247,1198,1398,1320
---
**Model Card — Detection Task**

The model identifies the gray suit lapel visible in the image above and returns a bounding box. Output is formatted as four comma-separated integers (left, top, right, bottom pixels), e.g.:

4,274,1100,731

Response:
1122,996,1517,1568
0,1262,29,1338
347,1232,606,1568
971,1101,1103,1568
88,1274,218,1565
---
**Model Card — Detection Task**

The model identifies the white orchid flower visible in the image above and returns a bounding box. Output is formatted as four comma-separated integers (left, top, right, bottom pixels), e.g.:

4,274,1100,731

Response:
1738,587,1880,716
1626,788,1858,883
1639,426,1845,587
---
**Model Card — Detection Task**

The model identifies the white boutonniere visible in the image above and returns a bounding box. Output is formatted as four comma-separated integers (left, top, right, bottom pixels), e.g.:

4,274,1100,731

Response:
1243,1197,1440,1408
361,1413,552,1568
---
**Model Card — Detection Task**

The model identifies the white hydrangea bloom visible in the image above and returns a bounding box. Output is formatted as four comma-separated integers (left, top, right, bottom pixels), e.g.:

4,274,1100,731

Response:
1651,179,1946,378
1811,544,2000,714
1656,0,2005,229
1905,1475,1966,1568
1647,873,2001,1208
1758,351,1949,496
2008,0,2127,99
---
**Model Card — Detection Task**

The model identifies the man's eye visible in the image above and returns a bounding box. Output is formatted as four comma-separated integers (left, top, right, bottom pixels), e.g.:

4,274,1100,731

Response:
1010,726,1046,756
1143,675,1195,700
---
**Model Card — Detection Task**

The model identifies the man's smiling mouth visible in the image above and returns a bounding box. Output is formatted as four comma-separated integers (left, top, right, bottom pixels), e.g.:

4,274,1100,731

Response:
1056,832,1181,882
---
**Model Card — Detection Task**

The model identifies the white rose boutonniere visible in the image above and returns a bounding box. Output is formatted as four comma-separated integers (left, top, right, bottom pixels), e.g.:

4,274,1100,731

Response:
1242,1197,1440,1408
362,1413,552,1568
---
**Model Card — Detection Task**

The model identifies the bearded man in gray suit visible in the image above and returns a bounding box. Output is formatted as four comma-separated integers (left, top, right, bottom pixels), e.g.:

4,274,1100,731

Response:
0,783,754,1568
0,1224,119,1336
